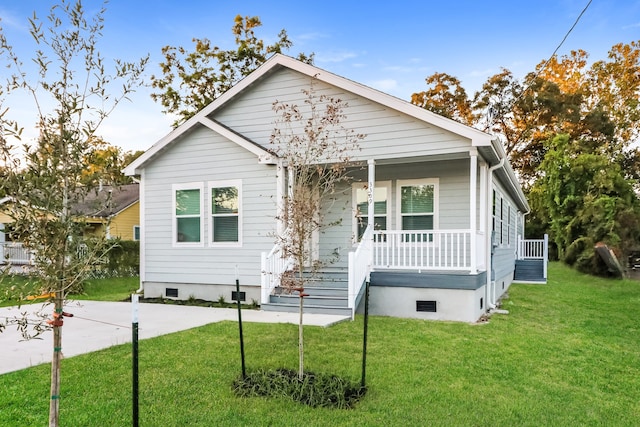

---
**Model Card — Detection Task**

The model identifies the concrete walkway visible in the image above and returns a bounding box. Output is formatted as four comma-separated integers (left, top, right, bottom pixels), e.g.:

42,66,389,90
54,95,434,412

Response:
0,300,349,375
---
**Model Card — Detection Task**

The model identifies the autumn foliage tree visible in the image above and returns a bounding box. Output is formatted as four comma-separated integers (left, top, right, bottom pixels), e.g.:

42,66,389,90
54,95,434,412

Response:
150,15,314,127
413,41,640,273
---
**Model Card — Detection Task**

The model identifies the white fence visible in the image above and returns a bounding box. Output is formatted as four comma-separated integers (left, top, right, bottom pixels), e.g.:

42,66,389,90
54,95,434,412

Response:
0,242,33,265
372,230,475,271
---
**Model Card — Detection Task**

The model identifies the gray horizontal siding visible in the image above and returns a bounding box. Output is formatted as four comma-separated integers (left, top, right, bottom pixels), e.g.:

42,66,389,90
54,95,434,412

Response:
213,68,473,163
491,177,523,280
142,125,278,286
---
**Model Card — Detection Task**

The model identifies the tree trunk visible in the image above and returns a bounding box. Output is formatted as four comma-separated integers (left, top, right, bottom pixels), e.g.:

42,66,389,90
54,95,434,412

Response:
298,295,304,381
49,291,63,427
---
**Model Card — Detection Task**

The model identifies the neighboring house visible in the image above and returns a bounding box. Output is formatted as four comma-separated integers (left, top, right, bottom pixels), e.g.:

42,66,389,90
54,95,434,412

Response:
75,183,141,241
124,54,547,322
0,183,140,265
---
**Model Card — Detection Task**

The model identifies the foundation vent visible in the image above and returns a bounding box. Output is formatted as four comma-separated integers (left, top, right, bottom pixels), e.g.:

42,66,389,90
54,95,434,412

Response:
416,300,437,312
165,288,179,298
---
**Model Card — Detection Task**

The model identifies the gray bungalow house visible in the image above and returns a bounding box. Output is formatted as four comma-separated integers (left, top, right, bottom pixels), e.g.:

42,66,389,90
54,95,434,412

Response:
124,54,546,322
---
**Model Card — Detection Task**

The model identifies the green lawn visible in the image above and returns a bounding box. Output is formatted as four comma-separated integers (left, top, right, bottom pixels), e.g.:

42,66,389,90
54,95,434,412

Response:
1,262,639,426
0,276,139,307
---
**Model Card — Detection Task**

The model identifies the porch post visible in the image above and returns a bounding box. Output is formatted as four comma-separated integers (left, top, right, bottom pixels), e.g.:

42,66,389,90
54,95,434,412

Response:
367,159,375,269
469,153,477,274
276,160,286,236
367,159,375,230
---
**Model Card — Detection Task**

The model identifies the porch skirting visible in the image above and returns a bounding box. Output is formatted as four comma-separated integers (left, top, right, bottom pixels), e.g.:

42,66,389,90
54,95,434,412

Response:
364,270,488,322
370,270,486,290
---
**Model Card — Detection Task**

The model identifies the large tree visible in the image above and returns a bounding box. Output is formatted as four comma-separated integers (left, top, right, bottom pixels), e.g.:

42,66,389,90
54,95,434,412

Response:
0,2,147,425
150,15,314,127
412,41,640,272
413,42,640,183
529,134,640,274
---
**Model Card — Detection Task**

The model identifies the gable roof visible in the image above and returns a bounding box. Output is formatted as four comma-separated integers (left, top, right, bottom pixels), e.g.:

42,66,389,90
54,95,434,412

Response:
0,183,139,219
123,54,527,212
74,183,139,218
124,54,501,176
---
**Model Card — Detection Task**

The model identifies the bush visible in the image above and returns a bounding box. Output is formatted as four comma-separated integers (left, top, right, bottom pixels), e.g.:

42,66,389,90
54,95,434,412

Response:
233,368,366,409
90,239,139,278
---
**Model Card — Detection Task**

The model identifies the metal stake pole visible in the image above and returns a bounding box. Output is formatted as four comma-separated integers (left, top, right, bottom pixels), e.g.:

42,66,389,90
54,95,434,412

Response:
236,266,246,379
132,294,139,427
361,281,370,389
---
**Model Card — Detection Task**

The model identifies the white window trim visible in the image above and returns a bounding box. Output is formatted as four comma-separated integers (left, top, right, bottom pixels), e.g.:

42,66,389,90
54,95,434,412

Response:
133,225,140,241
172,182,205,248
352,180,391,244
396,178,439,231
208,179,242,247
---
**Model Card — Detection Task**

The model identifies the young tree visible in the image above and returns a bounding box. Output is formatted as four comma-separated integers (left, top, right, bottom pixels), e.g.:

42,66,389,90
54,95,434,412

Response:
0,2,147,426
150,15,314,127
270,81,365,379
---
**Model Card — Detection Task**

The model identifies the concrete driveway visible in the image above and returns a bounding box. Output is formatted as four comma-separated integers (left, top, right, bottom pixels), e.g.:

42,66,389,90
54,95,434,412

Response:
0,300,349,375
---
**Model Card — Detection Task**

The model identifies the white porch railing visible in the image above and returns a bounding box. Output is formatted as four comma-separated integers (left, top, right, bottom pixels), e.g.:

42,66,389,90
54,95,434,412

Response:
517,234,549,280
260,243,294,304
373,230,474,271
0,242,33,265
348,224,373,319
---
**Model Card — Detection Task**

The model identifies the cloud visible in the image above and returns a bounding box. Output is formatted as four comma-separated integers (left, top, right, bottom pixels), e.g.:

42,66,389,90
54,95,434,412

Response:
622,22,640,29
296,32,329,41
369,79,398,92
315,51,358,63
0,8,27,31
468,68,494,77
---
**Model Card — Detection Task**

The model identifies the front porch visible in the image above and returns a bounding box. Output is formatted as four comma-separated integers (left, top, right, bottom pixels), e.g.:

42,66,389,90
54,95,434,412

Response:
261,227,489,318
261,230,550,321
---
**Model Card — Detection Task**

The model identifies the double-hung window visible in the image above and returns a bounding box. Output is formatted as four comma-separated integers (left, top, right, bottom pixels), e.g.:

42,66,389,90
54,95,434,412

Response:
353,181,390,242
398,179,438,242
209,180,241,246
173,182,204,246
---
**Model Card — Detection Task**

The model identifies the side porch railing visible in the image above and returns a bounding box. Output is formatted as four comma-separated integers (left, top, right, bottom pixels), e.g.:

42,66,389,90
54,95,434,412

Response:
516,234,549,280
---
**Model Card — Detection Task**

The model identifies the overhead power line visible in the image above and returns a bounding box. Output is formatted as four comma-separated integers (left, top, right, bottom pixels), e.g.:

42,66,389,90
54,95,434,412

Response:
515,0,593,102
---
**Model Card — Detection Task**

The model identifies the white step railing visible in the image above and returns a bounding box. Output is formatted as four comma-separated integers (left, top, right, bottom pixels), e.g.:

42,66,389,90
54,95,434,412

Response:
517,235,548,260
373,230,473,271
517,234,549,280
0,242,33,265
348,224,373,319
260,243,294,304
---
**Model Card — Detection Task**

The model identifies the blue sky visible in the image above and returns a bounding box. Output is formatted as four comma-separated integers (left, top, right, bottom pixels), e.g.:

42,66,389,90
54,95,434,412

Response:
1,0,639,152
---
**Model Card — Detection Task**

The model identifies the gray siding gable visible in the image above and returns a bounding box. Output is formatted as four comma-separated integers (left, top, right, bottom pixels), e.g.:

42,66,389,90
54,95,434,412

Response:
212,68,475,163
143,124,278,286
